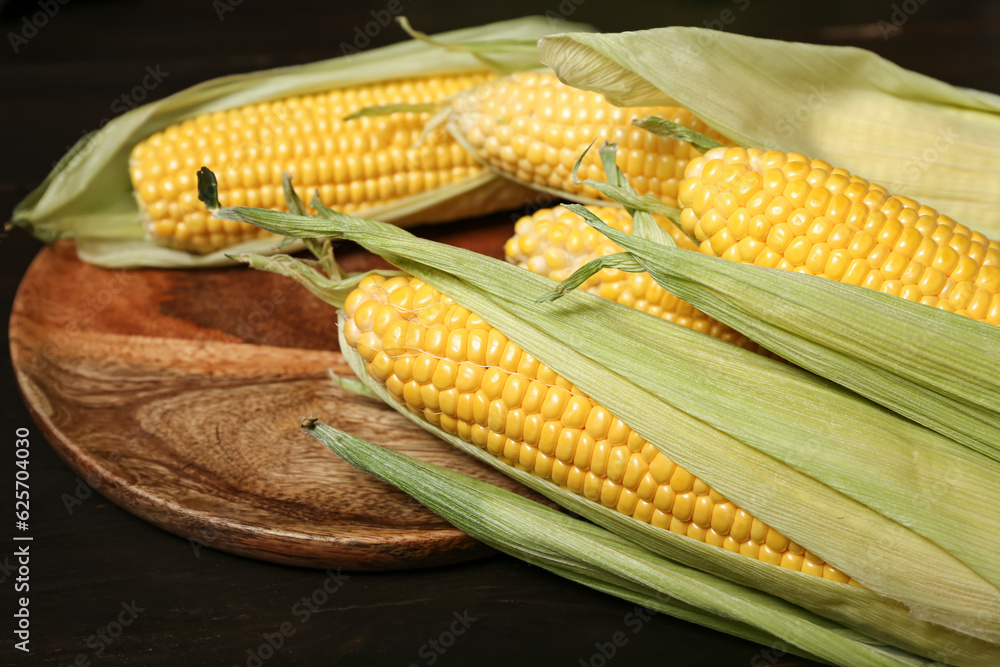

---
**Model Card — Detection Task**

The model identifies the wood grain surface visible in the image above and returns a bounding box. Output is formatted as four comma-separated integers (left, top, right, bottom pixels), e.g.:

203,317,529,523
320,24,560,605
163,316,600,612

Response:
9,222,550,570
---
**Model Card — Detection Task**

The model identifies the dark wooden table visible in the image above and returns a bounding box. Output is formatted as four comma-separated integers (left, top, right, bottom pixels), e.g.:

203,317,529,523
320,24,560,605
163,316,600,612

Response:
2,1,997,665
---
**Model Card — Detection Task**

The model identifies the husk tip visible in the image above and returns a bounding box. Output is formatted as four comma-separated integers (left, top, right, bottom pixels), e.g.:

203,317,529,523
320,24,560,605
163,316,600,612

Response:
535,287,566,303
196,167,221,210
212,206,250,223
571,139,599,185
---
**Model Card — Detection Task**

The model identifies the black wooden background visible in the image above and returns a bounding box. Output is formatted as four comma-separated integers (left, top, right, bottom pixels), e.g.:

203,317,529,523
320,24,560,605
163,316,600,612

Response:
2,1,998,665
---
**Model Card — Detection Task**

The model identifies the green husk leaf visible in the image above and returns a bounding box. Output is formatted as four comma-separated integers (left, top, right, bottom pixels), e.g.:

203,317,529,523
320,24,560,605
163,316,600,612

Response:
592,143,676,247
218,187,1000,656
328,370,378,398
565,141,688,250
72,234,305,269
535,250,644,302
394,16,539,74
544,567,822,662
228,251,402,309
538,27,1000,238
342,103,439,120
280,174,335,270
396,17,544,55
9,16,589,268
307,420,944,667
560,141,682,225
633,115,725,153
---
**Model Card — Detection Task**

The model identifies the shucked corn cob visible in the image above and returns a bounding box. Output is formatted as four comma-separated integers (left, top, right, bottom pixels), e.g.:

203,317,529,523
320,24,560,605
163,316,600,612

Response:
678,146,1000,324
129,72,495,253
505,205,770,353
448,71,730,206
342,273,856,584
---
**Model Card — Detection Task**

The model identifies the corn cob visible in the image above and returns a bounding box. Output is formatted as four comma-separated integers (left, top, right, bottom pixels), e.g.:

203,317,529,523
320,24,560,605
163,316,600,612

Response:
678,147,1000,324
342,272,856,584
129,72,495,254
505,205,771,353
448,70,730,206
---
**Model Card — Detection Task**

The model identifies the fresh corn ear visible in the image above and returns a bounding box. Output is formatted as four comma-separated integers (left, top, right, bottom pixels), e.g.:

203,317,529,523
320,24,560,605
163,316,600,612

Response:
505,205,770,353
208,169,1000,661
562,136,1000,459
341,272,847,581
131,72,498,254
9,16,590,268
537,26,1000,238
446,70,729,207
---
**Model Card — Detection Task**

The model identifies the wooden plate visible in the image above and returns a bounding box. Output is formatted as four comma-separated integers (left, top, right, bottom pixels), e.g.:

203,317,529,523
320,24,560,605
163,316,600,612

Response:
10,221,549,570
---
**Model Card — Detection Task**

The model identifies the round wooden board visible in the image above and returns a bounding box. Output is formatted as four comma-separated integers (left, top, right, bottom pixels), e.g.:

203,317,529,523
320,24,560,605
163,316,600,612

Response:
10,222,549,570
